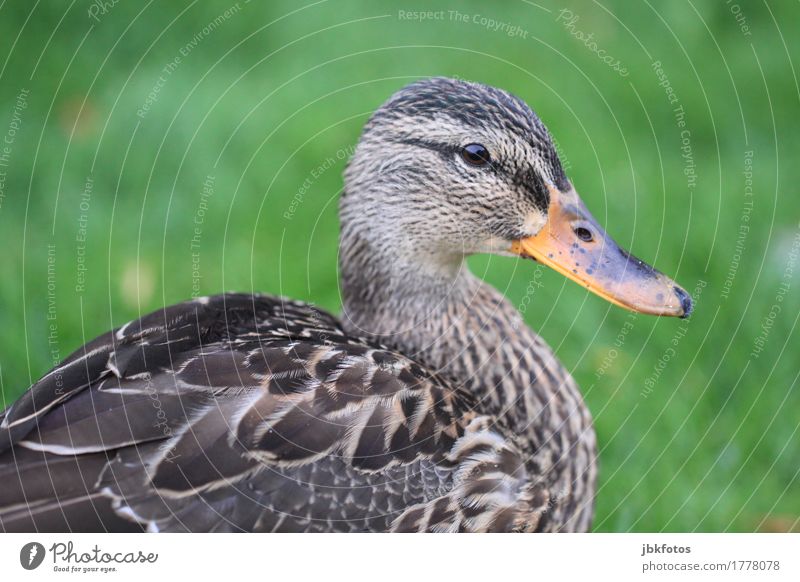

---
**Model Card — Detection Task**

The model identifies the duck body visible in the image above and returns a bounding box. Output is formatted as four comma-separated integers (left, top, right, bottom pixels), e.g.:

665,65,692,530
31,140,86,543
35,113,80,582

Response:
0,77,689,532
4,293,439,533
0,289,594,532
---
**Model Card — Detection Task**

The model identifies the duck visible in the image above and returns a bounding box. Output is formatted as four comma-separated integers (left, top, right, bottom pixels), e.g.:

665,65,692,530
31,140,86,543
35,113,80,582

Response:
0,77,692,533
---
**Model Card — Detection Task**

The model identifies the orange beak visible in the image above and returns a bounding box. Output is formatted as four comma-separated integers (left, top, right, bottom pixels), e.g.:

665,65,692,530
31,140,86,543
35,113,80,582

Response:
511,186,692,318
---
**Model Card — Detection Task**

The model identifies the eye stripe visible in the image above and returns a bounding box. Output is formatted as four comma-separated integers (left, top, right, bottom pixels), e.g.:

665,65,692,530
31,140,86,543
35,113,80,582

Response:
394,136,547,208
394,136,457,154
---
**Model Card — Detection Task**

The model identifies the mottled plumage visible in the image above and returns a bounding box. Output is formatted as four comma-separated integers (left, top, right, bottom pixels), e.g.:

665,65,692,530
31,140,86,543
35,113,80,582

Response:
1,77,689,532
1,293,579,532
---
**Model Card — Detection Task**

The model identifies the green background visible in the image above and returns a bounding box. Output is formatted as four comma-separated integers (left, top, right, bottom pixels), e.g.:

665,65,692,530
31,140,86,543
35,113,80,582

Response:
0,0,797,532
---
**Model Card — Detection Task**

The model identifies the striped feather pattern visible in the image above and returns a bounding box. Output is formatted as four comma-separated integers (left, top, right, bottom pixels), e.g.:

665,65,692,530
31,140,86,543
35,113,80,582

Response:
0,293,550,532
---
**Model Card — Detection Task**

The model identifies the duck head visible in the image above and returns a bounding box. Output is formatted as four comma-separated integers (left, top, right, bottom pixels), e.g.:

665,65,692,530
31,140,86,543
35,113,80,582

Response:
342,77,692,318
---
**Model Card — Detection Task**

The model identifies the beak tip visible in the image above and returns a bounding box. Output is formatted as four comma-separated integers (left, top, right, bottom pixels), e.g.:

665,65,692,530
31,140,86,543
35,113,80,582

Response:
674,285,693,319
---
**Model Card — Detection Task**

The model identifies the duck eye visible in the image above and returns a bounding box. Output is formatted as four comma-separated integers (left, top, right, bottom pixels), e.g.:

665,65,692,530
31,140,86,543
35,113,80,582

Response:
460,143,491,166
574,226,594,242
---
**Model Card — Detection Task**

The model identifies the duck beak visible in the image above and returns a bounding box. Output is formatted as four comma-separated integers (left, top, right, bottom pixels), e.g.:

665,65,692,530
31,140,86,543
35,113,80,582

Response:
510,186,692,318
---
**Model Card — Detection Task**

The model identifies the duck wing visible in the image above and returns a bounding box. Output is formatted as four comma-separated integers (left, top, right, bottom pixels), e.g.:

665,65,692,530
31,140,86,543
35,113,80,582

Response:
0,293,544,532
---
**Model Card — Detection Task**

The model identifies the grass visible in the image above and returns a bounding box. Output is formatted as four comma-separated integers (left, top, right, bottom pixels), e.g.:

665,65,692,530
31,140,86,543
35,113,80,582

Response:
0,0,797,531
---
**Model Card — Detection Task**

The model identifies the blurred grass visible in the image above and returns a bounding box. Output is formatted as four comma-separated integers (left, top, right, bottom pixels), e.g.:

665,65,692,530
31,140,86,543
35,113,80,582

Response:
0,0,798,531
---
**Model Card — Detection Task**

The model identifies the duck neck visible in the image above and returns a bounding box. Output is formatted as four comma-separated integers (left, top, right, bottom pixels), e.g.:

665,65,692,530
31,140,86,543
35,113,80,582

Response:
338,221,597,513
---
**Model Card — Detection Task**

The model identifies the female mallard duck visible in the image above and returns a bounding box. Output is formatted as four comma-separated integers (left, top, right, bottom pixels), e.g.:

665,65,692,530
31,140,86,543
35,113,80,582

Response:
0,77,691,533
